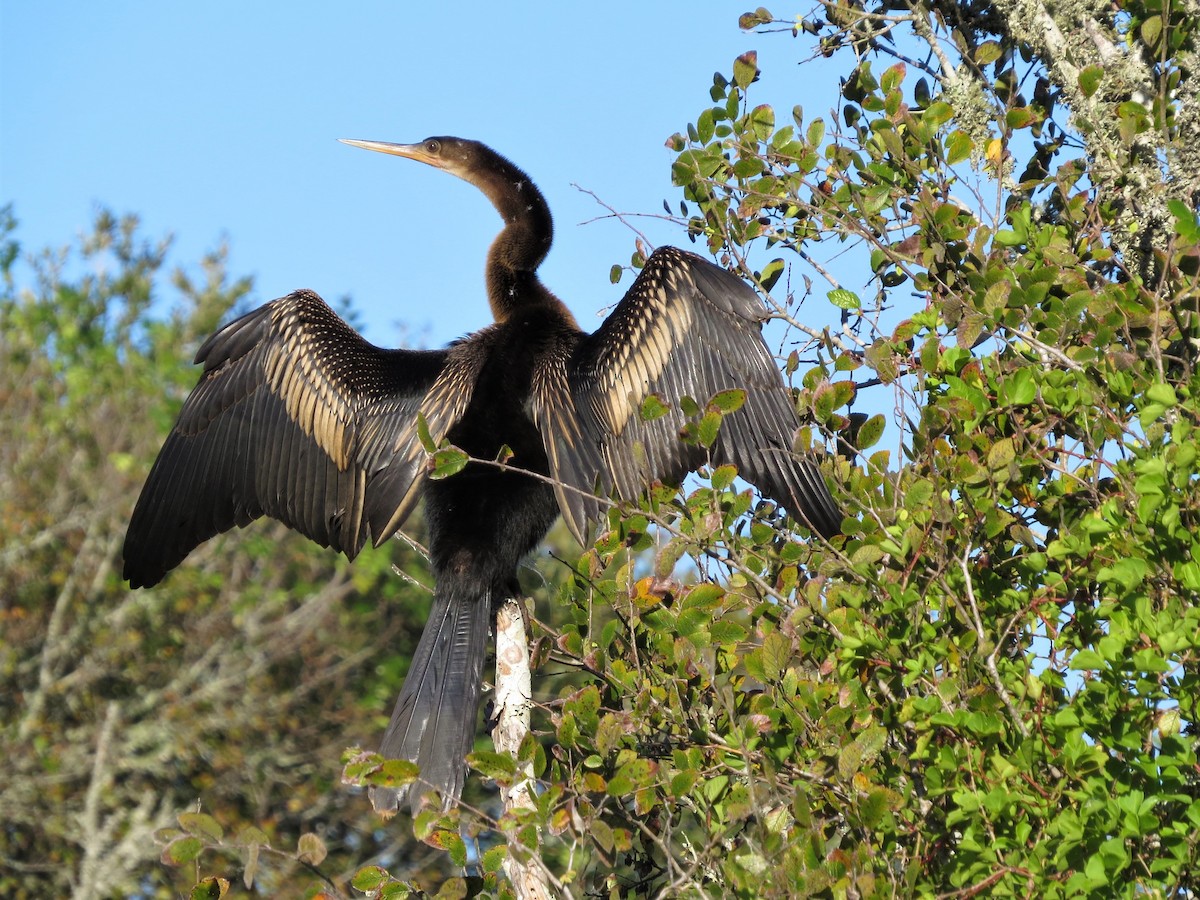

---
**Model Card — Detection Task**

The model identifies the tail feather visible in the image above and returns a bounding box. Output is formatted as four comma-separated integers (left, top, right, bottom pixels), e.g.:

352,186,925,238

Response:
369,582,493,814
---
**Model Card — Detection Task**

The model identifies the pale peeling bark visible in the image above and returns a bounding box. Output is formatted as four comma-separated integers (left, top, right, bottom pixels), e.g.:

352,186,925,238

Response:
491,599,554,900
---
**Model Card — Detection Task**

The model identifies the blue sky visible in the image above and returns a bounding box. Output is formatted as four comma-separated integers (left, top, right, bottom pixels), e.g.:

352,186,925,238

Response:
2,3,848,348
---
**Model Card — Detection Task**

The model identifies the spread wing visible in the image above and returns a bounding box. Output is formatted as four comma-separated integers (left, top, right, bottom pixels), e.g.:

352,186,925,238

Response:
123,289,483,587
533,246,841,543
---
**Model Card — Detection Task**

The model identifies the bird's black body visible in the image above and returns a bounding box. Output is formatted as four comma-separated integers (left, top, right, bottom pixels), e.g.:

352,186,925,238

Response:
384,323,561,805
123,137,841,813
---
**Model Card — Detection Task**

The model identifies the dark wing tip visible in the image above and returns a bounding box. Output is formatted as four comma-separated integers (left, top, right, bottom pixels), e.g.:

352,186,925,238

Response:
795,459,843,540
368,780,457,817
805,494,843,540
122,563,159,590
122,553,172,589
121,527,181,589
121,517,162,588
368,784,402,815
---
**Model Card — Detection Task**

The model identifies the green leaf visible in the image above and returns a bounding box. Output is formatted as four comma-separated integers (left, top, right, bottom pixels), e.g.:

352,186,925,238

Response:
709,388,747,414
430,446,469,479
1167,198,1199,238
468,749,518,780
1146,382,1177,406
670,769,698,797
827,288,862,310
189,877,229,900
807,118,825,147
1078,65,1104,98
749,104,775,141
711,463,739,491
710,620,748,644
739,8,774,29
975,41,1003,65
733,51,758,90
639,393,669,421
370,758,421,788
839,725,887,779
697,410,723,448
683,583,726,608
865,340,900,383
595,713,629,755
352,866,388,891
987,437,1016,471
1098,557,1148,591
903,478,934,511
416,412,435,452
161,836,205,866
856,413,885,449
1139,402,1168,429
698,775,728,806
945,130,973,165
557,712,578,748
761,631,791,682
237,824,269,847
1006,107,1034,129
609,264,622,284
591,818,615,853
606,757,648,796
1001,368,1037,406
880,62,906,93
430,832,469,869
860,788,894,829
923,101,954,127
178,812,224,842
759,257,785,292
1069,649,1105,670
481,844,507,874
1140,15,1163,49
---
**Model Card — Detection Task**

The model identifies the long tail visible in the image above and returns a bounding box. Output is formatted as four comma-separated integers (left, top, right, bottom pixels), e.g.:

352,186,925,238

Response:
369,581,493,815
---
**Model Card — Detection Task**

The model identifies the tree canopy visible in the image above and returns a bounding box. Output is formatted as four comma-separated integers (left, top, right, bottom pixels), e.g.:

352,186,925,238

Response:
3,2,1199,897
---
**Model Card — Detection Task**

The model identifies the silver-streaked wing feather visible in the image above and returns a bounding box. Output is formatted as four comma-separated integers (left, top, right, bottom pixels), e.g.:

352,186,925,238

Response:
123,289,483,587
533,247,841,543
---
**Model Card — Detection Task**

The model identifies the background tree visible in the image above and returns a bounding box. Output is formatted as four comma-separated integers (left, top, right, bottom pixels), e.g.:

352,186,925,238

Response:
0,207,520,896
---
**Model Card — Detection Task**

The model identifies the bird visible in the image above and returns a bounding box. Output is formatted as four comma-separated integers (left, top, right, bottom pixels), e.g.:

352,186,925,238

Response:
122,136,842,814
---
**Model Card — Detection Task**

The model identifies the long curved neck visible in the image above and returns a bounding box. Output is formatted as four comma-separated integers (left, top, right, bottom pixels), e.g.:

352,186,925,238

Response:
464,150,561,322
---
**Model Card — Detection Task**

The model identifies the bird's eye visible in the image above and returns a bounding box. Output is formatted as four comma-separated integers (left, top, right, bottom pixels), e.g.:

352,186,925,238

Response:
426,139,441,154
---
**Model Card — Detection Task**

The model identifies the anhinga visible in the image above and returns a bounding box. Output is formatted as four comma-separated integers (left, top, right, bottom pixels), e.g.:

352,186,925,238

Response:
122,137,841,813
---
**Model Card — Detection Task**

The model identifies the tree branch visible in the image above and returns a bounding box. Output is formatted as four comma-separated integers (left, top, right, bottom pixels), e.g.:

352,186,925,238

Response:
492,599,556,900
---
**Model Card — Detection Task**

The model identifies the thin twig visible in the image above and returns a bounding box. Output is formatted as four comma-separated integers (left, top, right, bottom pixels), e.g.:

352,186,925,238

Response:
960,543,1030,738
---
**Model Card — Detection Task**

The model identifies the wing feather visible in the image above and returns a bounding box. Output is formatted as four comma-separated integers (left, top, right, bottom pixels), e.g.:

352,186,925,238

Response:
123,289,480,588
533,247,840,544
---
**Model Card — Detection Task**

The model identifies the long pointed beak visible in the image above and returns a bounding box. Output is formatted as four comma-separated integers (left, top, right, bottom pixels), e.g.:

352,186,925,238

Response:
338,139,444,169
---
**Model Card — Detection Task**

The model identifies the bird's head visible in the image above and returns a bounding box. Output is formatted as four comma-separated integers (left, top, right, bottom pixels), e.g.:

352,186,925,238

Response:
339,135,547,244
339,136,500,187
